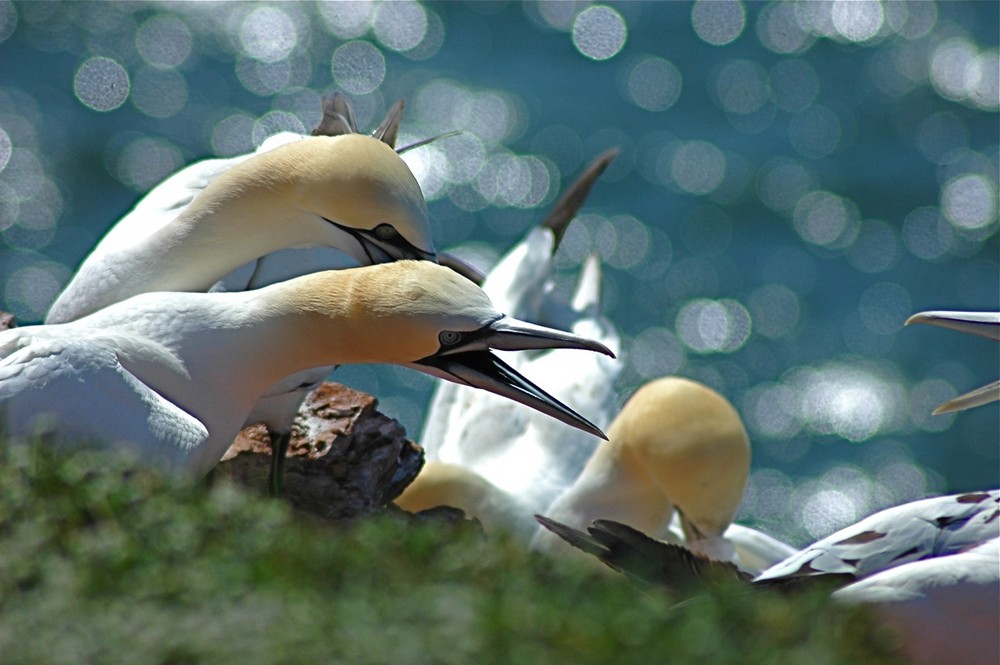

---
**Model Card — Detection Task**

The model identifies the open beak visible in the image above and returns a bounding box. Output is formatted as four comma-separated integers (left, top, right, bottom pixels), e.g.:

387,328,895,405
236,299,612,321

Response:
410,316,616,440
905,310,1000,414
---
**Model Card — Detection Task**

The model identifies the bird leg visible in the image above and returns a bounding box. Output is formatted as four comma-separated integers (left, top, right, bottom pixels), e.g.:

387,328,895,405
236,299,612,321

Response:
267,429,291,497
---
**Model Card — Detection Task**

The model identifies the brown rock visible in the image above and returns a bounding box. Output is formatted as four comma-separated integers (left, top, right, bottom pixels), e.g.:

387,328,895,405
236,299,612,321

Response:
217,382,424,522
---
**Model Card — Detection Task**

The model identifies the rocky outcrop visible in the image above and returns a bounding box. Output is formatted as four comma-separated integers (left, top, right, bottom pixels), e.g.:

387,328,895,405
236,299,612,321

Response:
218,382,424,521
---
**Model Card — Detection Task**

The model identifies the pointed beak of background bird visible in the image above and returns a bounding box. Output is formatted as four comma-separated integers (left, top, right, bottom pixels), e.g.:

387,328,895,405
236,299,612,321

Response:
905,310,1000,413
904,310,1000,341
410,316,614,440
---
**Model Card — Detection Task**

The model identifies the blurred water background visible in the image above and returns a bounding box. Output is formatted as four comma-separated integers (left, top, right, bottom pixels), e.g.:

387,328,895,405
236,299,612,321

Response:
0,1,996,545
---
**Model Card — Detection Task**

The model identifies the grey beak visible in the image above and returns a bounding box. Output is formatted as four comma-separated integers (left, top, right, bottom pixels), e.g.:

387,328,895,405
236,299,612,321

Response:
410,315,616,439
905,310,1000,414
904,310,1000,341
413,350,608,440
469,316,616,357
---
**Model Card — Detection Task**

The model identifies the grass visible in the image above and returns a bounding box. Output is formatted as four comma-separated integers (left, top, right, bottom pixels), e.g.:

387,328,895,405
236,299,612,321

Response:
0,442,906,665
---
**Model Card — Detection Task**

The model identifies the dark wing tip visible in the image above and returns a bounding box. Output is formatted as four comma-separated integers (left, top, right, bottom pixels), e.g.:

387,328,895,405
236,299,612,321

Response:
313,93,358,137
540,147,621,250
373,99,406,148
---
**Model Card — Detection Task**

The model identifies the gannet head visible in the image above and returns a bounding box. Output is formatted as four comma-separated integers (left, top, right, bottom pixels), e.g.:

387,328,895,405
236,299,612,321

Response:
279,261,616,438
204,133,435,267
609,377,750,541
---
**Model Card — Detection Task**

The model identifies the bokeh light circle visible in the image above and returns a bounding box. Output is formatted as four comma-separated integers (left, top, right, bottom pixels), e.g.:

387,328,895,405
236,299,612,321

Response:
331,41,386,95
671,141,726,195
135,14,193,68
373,0,428,53
831,0,884,43
0,127,10,173
691,0,746,47
941,174,997,230
676,298,752,353
572,6,627,61
240,6,298,63
73,57,130,112
626,56,682,111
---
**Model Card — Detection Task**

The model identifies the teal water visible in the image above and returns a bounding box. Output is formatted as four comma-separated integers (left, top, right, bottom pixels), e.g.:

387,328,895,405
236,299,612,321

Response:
0,1,996,544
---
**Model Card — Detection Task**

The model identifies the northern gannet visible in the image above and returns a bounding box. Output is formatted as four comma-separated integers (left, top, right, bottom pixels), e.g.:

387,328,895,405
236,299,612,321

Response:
832,538,999,665
46,96,436,324
421,150,623,512
753,490,999,583
590,489,999,665
46,97,444,492
3,261,613,477
533,377,796,574
904,310,1000,413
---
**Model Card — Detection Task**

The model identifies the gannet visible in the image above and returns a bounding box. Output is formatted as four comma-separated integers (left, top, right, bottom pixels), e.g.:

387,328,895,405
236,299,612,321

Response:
46,96,449,491
754,490,999,583
533,377,796,574
3,261,613,477
536,490,999,592
904,310,1000,413
46,95,438,324
832,538,999,665
421,150,623,512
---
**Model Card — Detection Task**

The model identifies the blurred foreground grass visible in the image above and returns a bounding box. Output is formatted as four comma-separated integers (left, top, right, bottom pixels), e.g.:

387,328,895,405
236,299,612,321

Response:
0,443,905,665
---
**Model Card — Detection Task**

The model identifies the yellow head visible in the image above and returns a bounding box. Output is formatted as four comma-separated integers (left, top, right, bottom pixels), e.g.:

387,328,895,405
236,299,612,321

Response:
192,134,434,264
259,260,613,442
610,377,750,539
267,261,496,366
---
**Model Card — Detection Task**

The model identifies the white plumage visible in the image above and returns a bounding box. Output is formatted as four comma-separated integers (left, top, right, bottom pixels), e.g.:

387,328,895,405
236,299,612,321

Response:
421,150,622,513
755,490,999,582
44,98,440,489
534,376,796,574
4,262,613,477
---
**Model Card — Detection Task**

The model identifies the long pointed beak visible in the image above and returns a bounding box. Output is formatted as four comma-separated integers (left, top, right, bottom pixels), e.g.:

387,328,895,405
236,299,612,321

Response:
411,350,607,440
933,381,1000,414
904,310,1000,341
469,316,616,357
905,310,999,414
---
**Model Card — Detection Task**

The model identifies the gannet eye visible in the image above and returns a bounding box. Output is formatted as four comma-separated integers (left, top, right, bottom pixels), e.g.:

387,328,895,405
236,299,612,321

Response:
374,224,399,241
439,330,462,346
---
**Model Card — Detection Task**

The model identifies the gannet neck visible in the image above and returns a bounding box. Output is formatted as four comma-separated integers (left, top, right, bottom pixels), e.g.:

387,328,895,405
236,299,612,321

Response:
255,261,497,367
46,134,432,324
150,134,431,285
